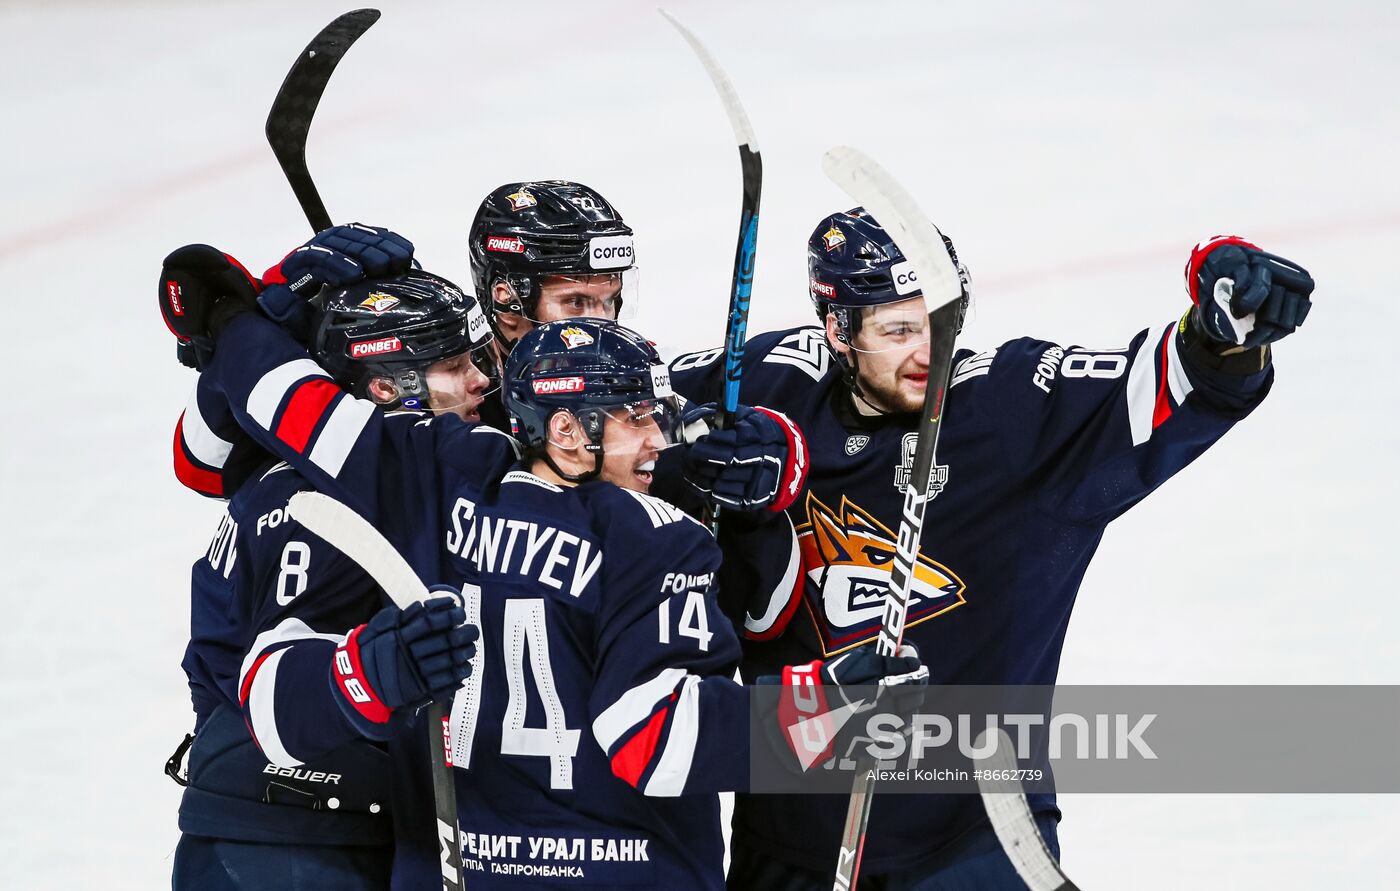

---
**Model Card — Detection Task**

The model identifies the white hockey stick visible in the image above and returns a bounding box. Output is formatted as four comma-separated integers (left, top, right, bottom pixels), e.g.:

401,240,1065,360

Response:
821,147,1077,891
976,729,1079,891
286,491,466,891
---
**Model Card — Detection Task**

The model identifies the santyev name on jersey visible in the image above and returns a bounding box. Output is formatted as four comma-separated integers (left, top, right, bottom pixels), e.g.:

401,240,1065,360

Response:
445,496,603,597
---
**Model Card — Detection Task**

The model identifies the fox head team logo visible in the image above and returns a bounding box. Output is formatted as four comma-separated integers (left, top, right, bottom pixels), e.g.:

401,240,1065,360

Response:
796,492,965,655
506,189,537,211
560,326,595,349
358,292,401,315
822,225,846,252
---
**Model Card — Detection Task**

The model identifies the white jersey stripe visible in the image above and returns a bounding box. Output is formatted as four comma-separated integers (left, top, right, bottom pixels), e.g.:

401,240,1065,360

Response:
246,648,298,767
1165,325,1194,406
308,395,376,478
182,386,234,468
644,675,701,797
239,617,344,692
592,667,687,752
247,359,328,431
1125,332,1160,446
745,513,801,635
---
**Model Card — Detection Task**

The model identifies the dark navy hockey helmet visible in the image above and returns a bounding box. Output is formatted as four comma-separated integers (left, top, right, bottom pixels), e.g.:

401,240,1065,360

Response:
807,207,971,337
468,181,638,342
312,269,498,412
503,318,680,479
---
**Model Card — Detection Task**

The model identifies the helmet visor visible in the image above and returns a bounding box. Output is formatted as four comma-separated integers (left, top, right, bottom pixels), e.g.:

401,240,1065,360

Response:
603,397,685,450
835,300,932,355
418,343,502,420
528,270,640,324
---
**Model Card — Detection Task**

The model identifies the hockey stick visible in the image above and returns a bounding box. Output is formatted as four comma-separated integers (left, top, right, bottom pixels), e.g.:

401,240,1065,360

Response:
659,10,762,532
976,729,1080,891
821,145,963,889
821,147,1074,891
286,491,466,891
266,9,381,232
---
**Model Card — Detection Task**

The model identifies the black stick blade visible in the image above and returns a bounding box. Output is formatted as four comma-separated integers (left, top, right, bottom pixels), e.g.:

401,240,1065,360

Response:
265,8,381,232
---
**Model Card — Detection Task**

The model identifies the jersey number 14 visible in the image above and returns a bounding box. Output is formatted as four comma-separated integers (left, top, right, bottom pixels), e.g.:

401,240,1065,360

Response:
449,589,582,790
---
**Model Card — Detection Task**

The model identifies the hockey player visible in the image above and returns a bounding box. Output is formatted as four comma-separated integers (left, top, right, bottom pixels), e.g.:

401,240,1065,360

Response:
165,230,494,889
666,211,1315,888
180,289,925,888
467,180,639,360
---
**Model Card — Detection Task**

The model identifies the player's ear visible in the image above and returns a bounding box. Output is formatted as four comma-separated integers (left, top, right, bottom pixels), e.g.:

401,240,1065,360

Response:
546,410,581,450
366,377,398,405
824,311,849,356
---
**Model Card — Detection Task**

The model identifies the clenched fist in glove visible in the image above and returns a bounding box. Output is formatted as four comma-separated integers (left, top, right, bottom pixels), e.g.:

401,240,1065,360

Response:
158,245,261,370
259,223,415,342
680,403,808,512
330,589,477,739
1185,235,1314,350
760,643,928,771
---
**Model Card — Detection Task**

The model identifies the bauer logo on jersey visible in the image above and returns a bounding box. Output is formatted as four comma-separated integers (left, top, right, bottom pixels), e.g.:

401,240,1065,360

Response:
822,226,846,251
588,235,634,270
797,492,966,655
506,189,537,211
650,365,673,398
358,292,401,314
811,279,836,300
560,326,595,349
532,376,586,395
890,260,920,296
349,336,403,359
485,235,526,254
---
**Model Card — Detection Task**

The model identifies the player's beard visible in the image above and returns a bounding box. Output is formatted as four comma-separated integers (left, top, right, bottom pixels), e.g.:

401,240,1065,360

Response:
855,353,928,414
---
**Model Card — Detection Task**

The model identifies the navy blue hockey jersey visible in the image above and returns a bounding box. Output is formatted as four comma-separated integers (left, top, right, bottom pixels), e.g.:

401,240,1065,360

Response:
178,460,394,846
668,320,1273,874
193,313,752,888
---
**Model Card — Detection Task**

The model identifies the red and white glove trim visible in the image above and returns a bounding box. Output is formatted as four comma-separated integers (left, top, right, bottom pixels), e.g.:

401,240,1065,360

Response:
753,407,808,513
332,626,392,725
1183,235,1259,306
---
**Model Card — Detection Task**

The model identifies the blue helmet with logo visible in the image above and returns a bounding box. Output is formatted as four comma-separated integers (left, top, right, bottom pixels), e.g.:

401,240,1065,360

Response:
468,181,637,345
503,318,679,480
312,269,497,411
806,207,971,338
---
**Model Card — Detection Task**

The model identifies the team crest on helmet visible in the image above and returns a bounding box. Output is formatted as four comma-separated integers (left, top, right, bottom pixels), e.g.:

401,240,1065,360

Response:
844,435,870,456
559,326,595,349
358,293,401,314
506,189,537,211
796,492,966,656
822,226,846,251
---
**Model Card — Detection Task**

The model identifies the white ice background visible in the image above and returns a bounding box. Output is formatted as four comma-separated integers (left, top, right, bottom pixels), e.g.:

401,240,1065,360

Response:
2,0,1397,887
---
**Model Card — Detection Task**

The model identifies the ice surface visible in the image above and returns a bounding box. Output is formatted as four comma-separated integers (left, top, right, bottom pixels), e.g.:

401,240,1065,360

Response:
2,0,1396,887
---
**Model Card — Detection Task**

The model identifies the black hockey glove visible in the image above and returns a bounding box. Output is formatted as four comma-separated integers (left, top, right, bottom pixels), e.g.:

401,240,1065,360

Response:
1185,235,1314,350
680,403,808,513
329,589,477,740
158,244,261,370
258,223,415,342
759,643,928,771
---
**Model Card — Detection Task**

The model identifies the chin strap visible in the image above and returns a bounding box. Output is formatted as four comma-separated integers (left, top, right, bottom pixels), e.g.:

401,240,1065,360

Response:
538,408,607,483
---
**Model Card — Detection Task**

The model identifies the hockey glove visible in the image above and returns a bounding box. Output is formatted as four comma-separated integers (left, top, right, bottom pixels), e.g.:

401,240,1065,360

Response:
760,643,928,771
680,403,808,513
158,244,261,370
329,589,477,740
1185,235,1314,349
258,223,415,342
